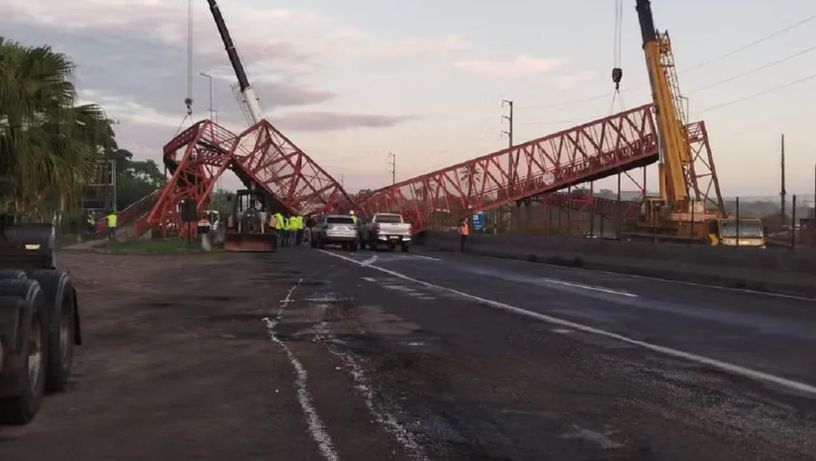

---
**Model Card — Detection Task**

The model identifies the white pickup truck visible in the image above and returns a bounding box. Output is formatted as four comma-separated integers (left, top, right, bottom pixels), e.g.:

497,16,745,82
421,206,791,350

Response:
359,213,412,252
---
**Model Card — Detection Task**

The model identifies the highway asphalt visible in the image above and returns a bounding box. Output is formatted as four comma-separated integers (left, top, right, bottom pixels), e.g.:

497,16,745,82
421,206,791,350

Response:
293,245,816,460
1,248,814,460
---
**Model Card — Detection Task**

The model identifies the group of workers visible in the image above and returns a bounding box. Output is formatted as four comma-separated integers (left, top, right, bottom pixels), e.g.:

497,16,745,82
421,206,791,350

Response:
268,212,308,247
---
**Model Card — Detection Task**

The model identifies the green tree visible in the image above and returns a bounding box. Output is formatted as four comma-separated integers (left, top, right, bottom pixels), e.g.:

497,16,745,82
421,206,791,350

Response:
0,37,111,216
114,149,165,211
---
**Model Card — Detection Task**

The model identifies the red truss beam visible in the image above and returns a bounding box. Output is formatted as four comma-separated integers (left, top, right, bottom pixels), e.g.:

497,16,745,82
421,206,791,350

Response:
146,120,238,236
357,104,660,233
144,119,353,236
231,120,354,216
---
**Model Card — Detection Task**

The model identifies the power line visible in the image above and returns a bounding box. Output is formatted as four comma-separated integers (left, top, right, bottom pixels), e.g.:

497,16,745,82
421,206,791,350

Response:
688,43,816,94
698,72,816,113
518,14,816,111
683,14,816,74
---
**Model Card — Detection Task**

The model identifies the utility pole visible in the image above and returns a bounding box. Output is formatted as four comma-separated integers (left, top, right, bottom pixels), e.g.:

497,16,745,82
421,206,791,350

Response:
781,134,787,227
501,99,514,149
388,153,396,185
199,72,214,120
502,99,515,191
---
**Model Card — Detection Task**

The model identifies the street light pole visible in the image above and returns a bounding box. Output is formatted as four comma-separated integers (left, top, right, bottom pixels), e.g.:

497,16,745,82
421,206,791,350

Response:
199,72,214,121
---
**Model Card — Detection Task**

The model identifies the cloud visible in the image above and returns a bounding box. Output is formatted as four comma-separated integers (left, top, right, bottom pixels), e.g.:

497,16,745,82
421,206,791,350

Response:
272,112,419,132
454,54,562,78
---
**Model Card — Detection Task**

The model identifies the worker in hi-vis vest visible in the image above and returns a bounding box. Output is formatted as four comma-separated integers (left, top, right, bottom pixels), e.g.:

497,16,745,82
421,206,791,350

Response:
459,217,469,253
273,212,285,245
295,215,305,246
106,211,118,240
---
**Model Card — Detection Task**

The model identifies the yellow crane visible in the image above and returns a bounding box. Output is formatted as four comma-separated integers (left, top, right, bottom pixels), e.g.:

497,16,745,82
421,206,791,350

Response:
634,0,765,247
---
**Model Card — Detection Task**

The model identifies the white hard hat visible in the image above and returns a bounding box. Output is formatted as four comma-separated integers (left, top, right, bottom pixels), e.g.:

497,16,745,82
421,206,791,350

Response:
349,210,356,215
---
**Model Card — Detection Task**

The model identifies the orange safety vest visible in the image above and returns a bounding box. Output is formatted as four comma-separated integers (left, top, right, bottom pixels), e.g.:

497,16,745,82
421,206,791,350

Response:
459,220,470,236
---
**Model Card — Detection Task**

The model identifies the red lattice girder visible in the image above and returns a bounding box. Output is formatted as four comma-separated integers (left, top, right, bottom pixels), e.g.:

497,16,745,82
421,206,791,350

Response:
146,120,239,235
357,104,660,233
231,120,354,216
144,118,353,236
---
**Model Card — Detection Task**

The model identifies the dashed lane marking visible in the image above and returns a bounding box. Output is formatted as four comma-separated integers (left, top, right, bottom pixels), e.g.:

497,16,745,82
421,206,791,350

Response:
412,255,442,262
319,250,816,397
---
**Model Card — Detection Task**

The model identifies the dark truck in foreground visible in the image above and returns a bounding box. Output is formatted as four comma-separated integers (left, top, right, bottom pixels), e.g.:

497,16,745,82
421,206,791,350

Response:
0,217,81,424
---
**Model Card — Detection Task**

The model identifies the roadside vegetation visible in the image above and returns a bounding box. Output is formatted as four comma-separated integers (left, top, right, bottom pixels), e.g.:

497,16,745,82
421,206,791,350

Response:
0,37,114,217
96,238,218,255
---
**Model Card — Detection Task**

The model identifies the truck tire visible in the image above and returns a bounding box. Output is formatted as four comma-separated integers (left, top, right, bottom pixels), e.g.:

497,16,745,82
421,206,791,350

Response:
0,280,47,424
31,270,77,393
401,243,410,253
0,270,27,281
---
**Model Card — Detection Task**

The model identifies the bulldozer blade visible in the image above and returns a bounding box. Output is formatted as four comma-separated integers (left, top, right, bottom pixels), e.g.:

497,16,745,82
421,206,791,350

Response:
224,233,277,253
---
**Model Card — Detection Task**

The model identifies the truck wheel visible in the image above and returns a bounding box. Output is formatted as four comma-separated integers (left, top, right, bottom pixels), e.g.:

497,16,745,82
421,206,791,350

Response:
388,242,396,252
0,270,27,281
401,244,410,253
0,281,47,424
31,270,77,393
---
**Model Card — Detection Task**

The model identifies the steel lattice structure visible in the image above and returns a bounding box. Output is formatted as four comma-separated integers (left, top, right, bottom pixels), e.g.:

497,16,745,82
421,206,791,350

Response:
140,105,722,238
143,119,352,236
357,105,662,232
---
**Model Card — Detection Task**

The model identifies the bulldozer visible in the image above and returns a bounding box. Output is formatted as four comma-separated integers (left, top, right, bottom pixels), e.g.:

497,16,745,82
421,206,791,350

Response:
224,189,277,252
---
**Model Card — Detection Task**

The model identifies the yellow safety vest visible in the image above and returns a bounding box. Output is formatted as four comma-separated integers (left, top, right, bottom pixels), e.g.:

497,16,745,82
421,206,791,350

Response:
107,214,118,228
274,213,284,230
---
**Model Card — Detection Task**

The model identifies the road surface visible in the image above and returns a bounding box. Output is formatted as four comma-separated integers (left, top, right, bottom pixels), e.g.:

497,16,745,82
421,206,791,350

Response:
1,248,814,460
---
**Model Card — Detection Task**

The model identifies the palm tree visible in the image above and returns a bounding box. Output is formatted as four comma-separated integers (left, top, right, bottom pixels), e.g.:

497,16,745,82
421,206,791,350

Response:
0,37,111,216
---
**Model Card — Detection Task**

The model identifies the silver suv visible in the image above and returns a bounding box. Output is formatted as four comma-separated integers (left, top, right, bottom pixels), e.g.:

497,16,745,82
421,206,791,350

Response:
311,215,359,251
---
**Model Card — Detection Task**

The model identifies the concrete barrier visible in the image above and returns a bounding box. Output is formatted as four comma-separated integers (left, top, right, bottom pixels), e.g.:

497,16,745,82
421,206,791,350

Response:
423,232,816,298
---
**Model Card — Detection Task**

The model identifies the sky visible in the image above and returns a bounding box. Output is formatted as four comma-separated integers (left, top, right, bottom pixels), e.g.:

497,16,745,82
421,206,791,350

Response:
1,0,814,199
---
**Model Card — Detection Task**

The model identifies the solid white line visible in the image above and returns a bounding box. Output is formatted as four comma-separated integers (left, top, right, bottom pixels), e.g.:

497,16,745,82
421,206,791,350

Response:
263,279,341,461
362,277,378,283
318,250,816,397
413,255,442,262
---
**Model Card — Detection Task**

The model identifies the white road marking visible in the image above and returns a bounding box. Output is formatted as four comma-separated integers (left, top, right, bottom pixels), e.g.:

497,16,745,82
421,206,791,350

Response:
319,250,816,397
362,277,378,283
551,328,573,334
531,259,816,303
413,255,442,262
540,277,638,298
262,279,341,461
313,305,428,461
361,254,379,266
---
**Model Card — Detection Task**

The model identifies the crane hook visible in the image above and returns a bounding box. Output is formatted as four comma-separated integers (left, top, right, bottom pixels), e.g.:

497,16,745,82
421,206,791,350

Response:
612,67,623,90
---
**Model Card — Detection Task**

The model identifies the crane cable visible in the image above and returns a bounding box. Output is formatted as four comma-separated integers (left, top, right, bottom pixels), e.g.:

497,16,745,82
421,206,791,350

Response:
185,0,194,117
176,0,194,135
610,0,625,113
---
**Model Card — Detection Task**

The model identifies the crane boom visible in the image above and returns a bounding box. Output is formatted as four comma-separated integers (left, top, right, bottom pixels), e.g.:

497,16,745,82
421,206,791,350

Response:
205,0,264,123
636,0,691,211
